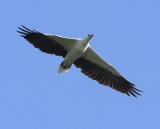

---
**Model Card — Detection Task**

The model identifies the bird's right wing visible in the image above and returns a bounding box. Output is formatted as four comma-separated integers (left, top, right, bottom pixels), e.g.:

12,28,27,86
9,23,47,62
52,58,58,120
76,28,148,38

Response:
17,25,79,58
74,47,142,97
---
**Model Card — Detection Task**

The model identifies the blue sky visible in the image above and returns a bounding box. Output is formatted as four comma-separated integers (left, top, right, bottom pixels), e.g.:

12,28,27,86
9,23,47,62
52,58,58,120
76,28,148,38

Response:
0,0,160,129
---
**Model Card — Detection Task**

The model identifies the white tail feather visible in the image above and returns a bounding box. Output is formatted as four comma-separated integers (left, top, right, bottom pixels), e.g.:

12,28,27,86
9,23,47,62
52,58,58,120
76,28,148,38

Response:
58,65,69,74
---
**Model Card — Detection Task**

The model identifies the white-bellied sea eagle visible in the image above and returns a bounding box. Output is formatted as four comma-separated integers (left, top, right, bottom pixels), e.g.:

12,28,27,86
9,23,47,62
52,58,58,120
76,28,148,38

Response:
17,25,142,97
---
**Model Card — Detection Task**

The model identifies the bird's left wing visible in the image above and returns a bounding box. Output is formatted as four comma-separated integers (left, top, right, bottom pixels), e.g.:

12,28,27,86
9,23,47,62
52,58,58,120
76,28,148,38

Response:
17,25,79,57
74,47,142,97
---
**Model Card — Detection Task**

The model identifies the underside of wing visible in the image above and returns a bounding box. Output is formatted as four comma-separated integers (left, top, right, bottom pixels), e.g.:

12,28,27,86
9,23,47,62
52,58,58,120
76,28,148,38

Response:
17,25,77,57
74,47,142,97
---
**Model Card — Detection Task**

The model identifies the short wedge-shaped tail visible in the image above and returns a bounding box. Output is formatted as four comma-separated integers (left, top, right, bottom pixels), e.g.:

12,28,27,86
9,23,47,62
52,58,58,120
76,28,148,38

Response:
58,60,72,74
58,65,69,74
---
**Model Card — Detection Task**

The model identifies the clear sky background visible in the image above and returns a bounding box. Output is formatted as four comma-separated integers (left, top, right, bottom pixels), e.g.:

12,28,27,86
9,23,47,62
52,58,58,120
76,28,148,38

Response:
0,0,160,129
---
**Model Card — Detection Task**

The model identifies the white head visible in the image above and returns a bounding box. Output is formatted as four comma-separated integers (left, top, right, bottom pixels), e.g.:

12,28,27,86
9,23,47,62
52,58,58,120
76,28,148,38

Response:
87,34,94,38
81,34,93,46
84,34,94,41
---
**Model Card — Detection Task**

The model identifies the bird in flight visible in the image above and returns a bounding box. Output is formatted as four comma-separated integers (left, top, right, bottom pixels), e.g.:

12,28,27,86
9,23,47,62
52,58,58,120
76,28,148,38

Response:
17,25,142,97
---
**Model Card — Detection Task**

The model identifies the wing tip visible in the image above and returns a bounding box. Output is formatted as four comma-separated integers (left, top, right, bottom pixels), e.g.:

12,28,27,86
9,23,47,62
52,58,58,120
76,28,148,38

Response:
125,84,143,97
17,25,40,37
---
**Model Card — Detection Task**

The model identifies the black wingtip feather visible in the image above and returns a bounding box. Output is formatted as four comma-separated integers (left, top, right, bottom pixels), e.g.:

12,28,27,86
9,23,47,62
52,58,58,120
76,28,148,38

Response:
21,25,34,32
17,30,27,35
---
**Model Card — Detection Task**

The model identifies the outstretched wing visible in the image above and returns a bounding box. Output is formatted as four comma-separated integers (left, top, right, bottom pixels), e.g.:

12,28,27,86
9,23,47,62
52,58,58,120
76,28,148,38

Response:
74,47,142,97
17,25,79,57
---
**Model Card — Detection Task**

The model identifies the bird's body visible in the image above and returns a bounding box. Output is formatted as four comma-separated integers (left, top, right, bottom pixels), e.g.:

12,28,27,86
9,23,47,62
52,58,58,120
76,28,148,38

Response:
17,25,142,97
57,35,92,74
